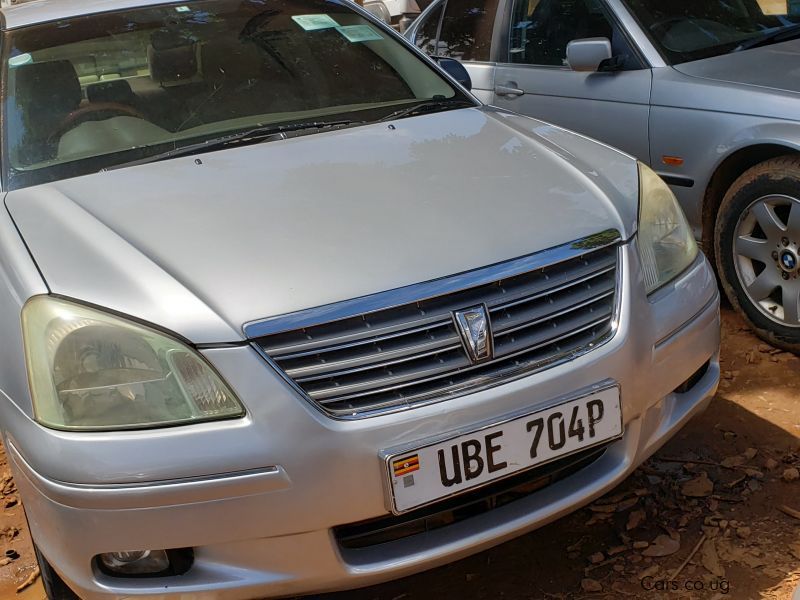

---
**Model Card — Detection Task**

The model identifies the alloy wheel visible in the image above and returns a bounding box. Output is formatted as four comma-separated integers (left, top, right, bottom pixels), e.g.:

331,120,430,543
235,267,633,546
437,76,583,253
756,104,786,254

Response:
734,194,800,327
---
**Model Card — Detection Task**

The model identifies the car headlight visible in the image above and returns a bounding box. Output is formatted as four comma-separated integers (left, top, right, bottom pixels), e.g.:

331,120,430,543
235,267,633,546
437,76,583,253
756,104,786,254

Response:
22,296,245,431
637,162,698,294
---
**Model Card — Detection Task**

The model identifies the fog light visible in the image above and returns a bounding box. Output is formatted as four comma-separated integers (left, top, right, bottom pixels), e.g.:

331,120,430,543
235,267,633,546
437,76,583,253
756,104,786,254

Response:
98,549,169,575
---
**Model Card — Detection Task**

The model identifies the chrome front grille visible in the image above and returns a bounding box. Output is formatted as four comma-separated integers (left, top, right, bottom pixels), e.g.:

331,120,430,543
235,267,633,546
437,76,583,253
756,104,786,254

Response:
249,231,621,418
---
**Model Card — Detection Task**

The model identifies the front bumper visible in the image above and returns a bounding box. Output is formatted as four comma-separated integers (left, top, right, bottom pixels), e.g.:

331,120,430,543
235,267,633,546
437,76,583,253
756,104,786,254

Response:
3,244,720,599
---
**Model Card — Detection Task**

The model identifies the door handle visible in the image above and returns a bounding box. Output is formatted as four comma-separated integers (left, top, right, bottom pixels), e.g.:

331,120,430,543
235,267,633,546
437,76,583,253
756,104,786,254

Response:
494,82,524,97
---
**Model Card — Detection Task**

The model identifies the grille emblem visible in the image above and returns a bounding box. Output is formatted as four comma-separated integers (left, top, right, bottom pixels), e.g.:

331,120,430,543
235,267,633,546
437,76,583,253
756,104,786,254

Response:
453,305,493,364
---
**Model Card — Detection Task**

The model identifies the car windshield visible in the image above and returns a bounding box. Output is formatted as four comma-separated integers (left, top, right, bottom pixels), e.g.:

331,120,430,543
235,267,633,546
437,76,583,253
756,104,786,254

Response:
2,0,465,189
622,0,800,64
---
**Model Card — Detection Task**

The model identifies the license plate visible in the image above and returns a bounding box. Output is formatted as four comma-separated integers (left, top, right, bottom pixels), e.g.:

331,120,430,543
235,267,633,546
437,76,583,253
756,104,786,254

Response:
383,385,622,514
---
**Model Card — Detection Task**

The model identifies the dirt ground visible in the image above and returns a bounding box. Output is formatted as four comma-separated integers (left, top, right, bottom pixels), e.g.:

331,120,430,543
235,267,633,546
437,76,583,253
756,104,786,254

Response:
0,307,797,600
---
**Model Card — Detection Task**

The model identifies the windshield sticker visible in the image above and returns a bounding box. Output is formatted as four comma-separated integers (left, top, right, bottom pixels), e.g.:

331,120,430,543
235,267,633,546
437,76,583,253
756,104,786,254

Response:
175,5,191,11
336,24,383,43
292,14,339,31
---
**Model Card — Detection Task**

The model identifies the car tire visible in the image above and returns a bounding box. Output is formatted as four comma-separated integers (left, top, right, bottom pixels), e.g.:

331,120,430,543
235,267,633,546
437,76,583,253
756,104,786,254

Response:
33,544,80,600
715,155,800,352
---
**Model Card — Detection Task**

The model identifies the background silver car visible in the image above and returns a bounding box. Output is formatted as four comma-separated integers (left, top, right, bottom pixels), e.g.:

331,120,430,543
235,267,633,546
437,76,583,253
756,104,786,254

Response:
407,0,800,352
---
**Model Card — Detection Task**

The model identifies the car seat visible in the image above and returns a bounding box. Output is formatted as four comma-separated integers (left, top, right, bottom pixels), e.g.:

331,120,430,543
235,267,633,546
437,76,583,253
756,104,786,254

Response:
12,60,82,164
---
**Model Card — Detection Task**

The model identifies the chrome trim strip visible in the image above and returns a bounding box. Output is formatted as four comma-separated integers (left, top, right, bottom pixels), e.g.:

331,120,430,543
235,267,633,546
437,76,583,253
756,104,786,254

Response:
489,263,615,312
60,466,281,489
243,229,622,339
263,313,451,357
285,335,460,378
294,341,463,384
493,288,615,336
7,440,290,510
274,319,454,360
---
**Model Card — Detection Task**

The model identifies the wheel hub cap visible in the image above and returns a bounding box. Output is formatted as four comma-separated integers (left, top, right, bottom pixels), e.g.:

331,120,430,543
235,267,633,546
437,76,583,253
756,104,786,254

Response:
733,194,800,327
779,249,798,273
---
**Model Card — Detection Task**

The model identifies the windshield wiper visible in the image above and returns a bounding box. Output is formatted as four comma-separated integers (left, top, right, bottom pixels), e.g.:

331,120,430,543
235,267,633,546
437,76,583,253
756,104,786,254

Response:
103,119,359,171
734,23,800,52
378,98,475,122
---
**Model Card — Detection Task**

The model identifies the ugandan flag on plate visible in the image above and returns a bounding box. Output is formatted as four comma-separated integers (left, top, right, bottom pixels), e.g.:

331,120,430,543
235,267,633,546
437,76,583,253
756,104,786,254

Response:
392,454,419,477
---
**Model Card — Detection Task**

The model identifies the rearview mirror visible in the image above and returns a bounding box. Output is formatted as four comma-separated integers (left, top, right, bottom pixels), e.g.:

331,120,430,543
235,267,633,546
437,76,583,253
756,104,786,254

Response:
566,38,612,72
362,0,391,25
434,57,472,91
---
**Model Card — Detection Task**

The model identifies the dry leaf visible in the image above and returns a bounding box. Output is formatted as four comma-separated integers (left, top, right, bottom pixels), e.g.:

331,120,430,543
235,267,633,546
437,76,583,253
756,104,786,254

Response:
716,539,766,568
616,497,639,512
637,565,660,580
682,472,714,498
721,455,745,468
15,566,39,593
586,512,613,526
581,578,603,593
611,581,637,596
782,467,800,482
725,474,747,489
702,522,720,537
743,448,758,460
642,534,681,557
589,503,617,514
599,491,629,505
566,537,587,552
626,509,645,531
700,539,725,577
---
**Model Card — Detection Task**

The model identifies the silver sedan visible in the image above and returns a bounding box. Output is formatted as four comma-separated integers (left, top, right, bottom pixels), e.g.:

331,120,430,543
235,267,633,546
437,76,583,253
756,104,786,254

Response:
0,0,718,598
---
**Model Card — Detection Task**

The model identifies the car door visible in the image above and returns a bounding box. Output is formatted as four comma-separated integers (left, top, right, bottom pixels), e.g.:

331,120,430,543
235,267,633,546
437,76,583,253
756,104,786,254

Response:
409,0,503,104
492,0,652,161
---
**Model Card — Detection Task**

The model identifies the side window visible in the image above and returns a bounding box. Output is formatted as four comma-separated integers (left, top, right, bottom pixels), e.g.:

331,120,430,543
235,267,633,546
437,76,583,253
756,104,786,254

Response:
435,0,499,61
508,0,640,69
415,2,445,55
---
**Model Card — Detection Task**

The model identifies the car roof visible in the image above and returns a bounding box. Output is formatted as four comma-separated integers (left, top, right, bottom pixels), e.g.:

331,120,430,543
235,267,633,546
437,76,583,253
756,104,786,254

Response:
1,0,187,29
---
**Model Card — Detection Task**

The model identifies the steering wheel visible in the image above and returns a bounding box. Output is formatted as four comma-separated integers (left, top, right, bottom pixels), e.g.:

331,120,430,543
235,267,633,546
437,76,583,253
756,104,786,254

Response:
53,102,146,140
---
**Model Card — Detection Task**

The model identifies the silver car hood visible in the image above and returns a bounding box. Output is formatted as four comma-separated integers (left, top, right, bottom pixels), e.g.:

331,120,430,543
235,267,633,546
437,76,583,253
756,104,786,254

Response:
674,39,800,95
6,108,639,344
